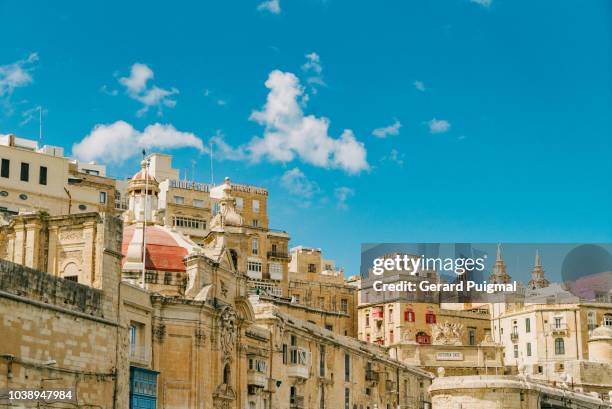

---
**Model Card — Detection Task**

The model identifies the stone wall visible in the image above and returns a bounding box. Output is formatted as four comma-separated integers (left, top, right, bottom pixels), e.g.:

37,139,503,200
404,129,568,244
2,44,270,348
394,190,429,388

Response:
0,213,128,409
0,262,126,409
429,375,611,409
0,259,103,317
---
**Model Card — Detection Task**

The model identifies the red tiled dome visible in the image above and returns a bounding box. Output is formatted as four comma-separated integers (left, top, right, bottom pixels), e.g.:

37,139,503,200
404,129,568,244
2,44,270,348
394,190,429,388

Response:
131,168,157,183
122,224,188,272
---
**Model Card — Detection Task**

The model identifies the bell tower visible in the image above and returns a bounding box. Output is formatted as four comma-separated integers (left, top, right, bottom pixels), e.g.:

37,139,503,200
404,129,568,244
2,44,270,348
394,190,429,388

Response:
527,250,550,289
489,243,512,284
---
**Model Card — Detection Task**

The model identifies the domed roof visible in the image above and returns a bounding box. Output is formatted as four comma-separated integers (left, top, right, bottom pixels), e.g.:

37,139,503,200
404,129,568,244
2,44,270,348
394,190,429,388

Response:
131,160,157,183
210,177,244,229
122,224,198,272
590,325,612,341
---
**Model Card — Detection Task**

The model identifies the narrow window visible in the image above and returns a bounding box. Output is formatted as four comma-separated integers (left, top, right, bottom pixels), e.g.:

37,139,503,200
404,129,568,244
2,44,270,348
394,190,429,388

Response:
525,318,531,333
320,386,325,409
344,387,350,409
555,338,565,355
469,328,476,346
425,312,436,324
344,353,350,382
252,199,260,212
39,166,47,185
20,162,29,182
319,345,326,377
0,159,9,178
526,342,532,357
99,191,107,204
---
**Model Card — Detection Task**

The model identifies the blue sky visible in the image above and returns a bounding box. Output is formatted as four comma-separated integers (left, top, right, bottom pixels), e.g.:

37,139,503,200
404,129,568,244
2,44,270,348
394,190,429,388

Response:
1,0,611,275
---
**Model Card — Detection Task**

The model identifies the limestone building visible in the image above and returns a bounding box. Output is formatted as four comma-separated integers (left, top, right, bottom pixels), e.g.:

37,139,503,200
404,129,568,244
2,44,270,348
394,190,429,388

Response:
356,253,500,376
119,154,291,298
0,134,117,217
482,246,612,399
0,168,433,409
0,212,130,409
282,246,358,336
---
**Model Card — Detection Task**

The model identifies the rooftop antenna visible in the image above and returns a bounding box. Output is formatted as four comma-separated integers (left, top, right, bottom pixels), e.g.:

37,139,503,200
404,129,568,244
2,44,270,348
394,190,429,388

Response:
191,159,196,183
209,139,214,186
38,106,43,145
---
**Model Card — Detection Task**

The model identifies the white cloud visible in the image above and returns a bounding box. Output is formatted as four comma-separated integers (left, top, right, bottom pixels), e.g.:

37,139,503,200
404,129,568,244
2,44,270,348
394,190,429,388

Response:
0,53,38,97
72,120,205,164
372,119,401,138
100,85,118,96
247,70,368,174
428,118,451,134
302,52,322,74
210,131,246,161
280,167,319,199
414,80,426,92
118,63,178,117
301,52,326,94
257,0,281,14
204,88,229,107
381,148,405,167
334,186,355,210
470,0,492,7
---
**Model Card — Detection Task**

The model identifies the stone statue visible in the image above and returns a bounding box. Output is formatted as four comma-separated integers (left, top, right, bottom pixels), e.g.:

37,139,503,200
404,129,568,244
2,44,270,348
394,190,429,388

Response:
219,306,237,356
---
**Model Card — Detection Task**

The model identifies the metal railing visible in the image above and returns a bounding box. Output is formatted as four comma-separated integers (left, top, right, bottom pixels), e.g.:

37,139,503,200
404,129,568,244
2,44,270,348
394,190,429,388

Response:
267,250,290,259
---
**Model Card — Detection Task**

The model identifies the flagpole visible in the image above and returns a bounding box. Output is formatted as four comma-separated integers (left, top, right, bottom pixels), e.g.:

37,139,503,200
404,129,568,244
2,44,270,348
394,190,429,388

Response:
141,151,148,289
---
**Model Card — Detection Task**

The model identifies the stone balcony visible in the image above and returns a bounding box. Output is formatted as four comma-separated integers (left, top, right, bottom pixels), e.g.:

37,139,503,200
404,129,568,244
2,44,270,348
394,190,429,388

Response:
549,323,569,336
247,369,267,388
287,347,310,379
365,369,380,382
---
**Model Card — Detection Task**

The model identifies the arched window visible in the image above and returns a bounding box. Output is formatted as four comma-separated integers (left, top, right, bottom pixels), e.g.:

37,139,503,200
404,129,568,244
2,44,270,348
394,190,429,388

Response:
404,309,415,322
223,363,231,384
62,262,80,282
554,338,565,355
416,331,431,345
425,312,436,324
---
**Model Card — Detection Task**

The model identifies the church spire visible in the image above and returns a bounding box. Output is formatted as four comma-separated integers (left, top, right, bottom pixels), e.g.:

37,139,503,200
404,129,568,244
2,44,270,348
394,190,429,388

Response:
496,243,503,262
489,243,511,284
528,249,549,289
